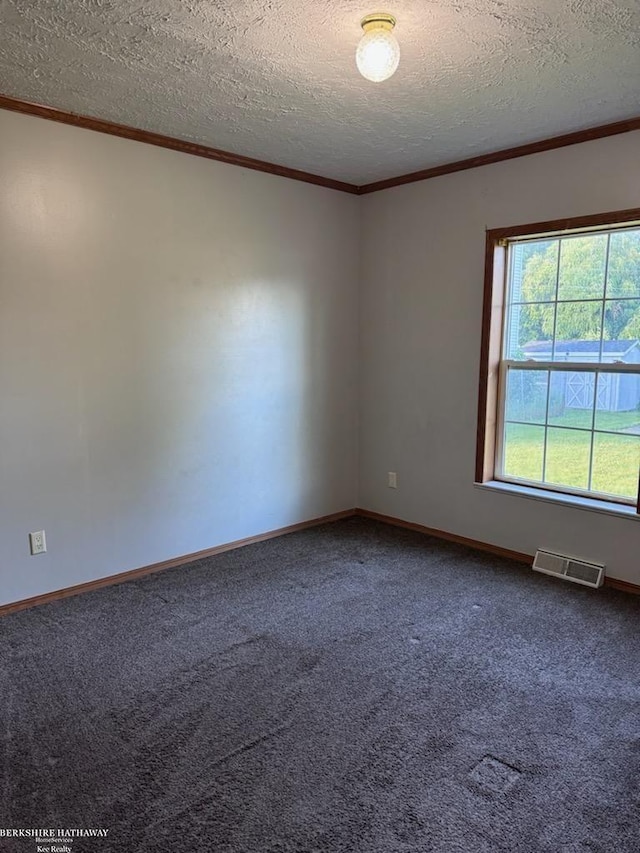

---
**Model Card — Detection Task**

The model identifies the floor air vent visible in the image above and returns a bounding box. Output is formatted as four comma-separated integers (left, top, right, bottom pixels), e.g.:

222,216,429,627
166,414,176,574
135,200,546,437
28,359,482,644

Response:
532,549,604,589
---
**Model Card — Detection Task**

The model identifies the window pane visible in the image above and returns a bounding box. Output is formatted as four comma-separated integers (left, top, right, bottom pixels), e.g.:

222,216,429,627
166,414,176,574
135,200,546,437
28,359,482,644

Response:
507,304,555,360
505,369,548,423
593,372,640,432
606,229,640,299
503,423,544,482
603,299,640,346
548,371,595,428
544,427,591,490
499,223,640,503
553,302,602,360
557,234,607,301
513,239,559,303
591,433,640,500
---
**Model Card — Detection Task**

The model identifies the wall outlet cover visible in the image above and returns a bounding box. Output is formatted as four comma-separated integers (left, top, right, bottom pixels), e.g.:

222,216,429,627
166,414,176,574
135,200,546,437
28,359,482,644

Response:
29,530,47,555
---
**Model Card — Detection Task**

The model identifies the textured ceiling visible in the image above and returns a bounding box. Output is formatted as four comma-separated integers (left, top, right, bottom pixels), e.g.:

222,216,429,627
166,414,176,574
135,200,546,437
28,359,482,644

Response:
1,0,639,185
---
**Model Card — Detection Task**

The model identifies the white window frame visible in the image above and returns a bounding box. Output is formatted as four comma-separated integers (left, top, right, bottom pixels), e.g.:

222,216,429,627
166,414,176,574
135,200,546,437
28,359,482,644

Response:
495,360,640,505
476,209,640,516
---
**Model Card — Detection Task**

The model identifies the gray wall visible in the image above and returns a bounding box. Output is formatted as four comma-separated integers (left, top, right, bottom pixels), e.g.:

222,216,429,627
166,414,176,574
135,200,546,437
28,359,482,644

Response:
359,131,640,585
2,108,639,608
0,110,359,606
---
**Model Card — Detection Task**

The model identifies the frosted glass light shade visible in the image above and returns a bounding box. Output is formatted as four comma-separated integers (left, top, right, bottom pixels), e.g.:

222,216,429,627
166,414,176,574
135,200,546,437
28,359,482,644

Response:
356,14,400,83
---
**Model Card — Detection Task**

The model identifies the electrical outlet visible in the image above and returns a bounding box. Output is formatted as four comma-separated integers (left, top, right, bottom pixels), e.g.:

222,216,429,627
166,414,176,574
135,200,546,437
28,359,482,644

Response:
29,530,47,555
388,472,397,488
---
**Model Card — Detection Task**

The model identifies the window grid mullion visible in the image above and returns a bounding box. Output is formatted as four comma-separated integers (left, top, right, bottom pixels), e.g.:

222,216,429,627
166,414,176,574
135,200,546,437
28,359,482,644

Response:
501,419,640,440
588,233,611,491
541,238,563,481
598,233,612,362
541,371,551,483
510,296,640,307
586,373,598,493
550,238,562,361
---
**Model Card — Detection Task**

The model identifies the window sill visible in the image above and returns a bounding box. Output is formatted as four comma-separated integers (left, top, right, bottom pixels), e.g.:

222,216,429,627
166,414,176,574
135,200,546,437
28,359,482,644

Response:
475,480,639,520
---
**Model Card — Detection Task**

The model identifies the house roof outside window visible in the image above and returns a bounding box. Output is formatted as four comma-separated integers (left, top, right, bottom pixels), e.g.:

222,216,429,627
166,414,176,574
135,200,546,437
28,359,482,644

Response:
522,340,640,362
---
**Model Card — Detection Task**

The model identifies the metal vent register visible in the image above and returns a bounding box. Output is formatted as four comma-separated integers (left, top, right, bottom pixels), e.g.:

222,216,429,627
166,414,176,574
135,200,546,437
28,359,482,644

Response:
532,549,604,589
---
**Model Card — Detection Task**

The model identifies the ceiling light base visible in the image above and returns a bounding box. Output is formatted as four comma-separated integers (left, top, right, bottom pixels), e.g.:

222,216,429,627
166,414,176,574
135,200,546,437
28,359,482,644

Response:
360,13,396,33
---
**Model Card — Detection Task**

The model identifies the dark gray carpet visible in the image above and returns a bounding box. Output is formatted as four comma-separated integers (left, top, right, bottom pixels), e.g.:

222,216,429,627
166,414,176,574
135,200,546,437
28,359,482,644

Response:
2,517,640,852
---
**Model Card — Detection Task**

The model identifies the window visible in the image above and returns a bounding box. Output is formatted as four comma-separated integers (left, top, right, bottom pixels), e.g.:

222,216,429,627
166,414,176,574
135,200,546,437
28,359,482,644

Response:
477,209,640,513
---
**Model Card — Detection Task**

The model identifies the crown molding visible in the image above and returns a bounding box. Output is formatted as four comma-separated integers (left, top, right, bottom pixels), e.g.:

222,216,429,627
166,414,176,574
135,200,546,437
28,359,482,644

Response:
357,115,640,194
0,93,359,194
1,94,639,196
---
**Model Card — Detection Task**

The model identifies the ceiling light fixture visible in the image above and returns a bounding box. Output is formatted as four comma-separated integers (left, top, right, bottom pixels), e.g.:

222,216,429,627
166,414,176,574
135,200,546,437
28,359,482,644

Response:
356,13,400,83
